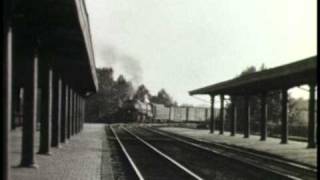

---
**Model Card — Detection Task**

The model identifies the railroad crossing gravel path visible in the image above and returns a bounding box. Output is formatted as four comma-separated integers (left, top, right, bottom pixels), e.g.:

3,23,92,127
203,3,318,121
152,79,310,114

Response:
10,123,114,180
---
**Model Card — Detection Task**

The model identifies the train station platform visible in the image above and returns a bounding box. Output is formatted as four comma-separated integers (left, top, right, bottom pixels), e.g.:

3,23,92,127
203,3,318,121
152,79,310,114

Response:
157,127,317,167
10,123,114,180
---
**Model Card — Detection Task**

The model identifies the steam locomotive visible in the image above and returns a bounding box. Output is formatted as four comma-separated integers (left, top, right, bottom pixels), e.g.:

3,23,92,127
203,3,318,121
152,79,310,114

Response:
116,99,153,122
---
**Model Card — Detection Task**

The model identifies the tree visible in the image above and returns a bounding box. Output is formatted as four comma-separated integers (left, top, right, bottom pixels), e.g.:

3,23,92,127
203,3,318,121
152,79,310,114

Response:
288,98,308,126
239,66,257,76
86,68,135,122
133,84,150,102
97,68,114,90
86,68,115,122
114,75,134,104
150,89,175,106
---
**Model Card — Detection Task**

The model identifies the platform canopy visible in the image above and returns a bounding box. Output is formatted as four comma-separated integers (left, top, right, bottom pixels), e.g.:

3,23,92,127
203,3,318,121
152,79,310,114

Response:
12,0,98,95
189,56,317,96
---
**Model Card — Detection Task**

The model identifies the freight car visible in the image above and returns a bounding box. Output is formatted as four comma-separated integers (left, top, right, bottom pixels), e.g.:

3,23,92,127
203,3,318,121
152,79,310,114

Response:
151,103,170,122
151,104,210,123
116,99,210,123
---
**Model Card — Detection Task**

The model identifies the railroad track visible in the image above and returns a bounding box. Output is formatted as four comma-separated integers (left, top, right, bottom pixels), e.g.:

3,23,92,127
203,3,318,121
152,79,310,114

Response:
109,125,203,180
109,124,316,180
139,126,317,180
112,125,288,180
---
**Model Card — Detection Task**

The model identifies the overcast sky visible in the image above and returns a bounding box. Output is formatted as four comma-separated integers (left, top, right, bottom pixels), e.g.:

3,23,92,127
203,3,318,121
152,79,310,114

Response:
85,0,317,106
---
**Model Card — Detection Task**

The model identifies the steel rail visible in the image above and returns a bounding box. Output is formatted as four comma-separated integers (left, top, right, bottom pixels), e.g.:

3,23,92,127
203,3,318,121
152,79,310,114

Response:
109,125,145,180
150,127,317,172
146,126,316,172
144,127,314,180
122,127,204,180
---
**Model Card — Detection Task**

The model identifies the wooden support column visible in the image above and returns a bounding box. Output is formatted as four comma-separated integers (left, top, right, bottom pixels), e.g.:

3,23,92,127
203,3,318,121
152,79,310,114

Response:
281,88,288,144
79,97,82,132
38,65,53,154
4,25,12,180
57,78,62,144
20,48,39,168
60,81,66,143
260,92,267,141
80,97,84,131
11,91,15,130
220,94,225,135
14,88,24,129
70,88,74,136
244,95,250,138
56,78,63,147
210,95,215,133
230,98,237,136
75,92,78,134
68,86,73,139
12,87,20,130
82,99,86,130
307,84,316,148
13,88,24,128
18,89,24,127
205,108,208,122
64,84,70,141
76,94,80,133
51,76,62,147
79,95,81,132
77,96,80,133
73,91,77,135
74,94,77,134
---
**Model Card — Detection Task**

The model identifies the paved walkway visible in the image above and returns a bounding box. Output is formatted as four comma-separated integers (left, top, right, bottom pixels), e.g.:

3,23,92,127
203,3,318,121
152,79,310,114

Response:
158,127,317,167
10,123,114,180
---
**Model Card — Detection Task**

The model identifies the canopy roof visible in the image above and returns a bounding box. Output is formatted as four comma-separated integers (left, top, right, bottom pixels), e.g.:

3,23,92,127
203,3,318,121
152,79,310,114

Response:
12,0,98,95
189,56,317,96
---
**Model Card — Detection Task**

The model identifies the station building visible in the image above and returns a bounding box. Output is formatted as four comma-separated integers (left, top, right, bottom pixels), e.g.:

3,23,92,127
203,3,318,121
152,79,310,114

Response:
190,56,317,148
3,0,98,179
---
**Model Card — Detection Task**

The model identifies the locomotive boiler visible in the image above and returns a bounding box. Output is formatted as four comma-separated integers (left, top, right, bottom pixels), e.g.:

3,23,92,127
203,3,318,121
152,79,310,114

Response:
117,99,153,122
